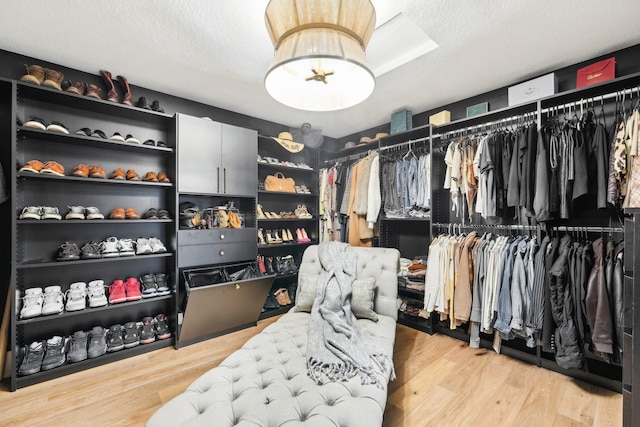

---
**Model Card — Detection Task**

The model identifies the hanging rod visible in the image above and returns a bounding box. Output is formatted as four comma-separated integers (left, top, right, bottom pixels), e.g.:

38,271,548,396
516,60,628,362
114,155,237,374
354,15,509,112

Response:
431,112,537,140
324,149,375,165
540,85,639,114
551,225,624,233
379,136,430,151
432,222,538,230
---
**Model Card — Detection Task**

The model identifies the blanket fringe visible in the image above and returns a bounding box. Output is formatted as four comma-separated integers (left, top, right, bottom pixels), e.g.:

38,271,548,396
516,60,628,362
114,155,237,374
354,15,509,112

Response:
308,354,394,389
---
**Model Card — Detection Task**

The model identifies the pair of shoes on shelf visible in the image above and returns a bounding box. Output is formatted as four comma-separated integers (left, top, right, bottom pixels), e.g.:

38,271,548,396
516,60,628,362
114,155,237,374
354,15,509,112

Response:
109,168,141,181
62,280,108,311
294,185,311,194
18,336,66,376
23,116,69,134
19,159,65,176
108,207,141,220
294,204,313,219
19,206,62,220
142,139,167,147
20,64,64,90
140,171,171,183
142,208,171,219
139,273,171,298
72,163,106,179
99,70,133,105
264,211,281,219
264,229,283,244
108,278,142,304
19,286,65,318
65,206,104,220
136,96,164,113
295,228,311,243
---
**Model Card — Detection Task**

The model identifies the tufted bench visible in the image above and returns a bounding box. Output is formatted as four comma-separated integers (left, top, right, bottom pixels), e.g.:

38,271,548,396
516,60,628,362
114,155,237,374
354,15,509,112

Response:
147,245,400,427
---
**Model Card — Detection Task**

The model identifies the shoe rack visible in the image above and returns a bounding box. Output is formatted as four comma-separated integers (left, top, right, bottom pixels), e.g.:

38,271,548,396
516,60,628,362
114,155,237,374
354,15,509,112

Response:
256,135,319,319
7,80,176,390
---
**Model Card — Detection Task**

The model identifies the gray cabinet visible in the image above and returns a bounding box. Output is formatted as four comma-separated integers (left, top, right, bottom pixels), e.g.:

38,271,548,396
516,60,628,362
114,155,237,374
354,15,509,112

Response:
177,113,257,196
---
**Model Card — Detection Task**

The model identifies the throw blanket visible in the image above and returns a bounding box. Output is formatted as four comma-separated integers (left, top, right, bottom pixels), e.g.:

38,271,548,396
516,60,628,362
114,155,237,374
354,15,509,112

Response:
307,242,395,388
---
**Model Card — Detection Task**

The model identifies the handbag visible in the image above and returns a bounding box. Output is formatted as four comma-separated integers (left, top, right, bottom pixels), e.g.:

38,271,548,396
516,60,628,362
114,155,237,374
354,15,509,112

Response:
274,288,292,305
576,57,615,88
184,267,229,289
264,172,296,193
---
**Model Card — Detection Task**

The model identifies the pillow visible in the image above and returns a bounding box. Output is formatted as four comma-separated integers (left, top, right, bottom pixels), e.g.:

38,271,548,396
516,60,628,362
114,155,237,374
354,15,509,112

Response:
292,272,316,313
351,277,379,322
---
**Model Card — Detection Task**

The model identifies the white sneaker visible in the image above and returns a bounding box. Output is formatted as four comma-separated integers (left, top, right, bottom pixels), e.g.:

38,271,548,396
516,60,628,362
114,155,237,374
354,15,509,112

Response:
65,206,86,220
100,237,120,257
41,206,62,220
20,287,44,319
118,239,136,257
65,282,87,311
136,238,152,255
148,237,167,254
42,285,64,315
87,280,107,307
85,206,104,220
19,206,42,220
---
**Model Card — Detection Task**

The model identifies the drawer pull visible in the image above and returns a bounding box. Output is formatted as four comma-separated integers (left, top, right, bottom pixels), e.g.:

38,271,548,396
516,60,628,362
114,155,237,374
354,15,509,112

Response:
235,284,241,290
219,250,225,256
220,234,225,240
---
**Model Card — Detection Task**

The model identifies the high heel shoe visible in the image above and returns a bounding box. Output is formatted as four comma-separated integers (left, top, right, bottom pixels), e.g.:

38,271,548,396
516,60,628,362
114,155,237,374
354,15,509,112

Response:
273,230,283,244
266,229,275,244
286,229,294,242
300,228,311,243
258,228,266,245
281,228,290,243
257,204,266,220
295,228,305,243
265,257,275,274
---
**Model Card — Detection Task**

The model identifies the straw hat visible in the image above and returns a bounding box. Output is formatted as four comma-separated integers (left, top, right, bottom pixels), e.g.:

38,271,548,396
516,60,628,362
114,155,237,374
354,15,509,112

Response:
271,131,304,153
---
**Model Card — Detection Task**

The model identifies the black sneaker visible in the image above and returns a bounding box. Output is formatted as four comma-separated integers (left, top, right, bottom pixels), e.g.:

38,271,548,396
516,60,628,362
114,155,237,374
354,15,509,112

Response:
41,336,66,370
140,274,158,298
123,322,140,348
87,326,107,359
19,341,45,376
68,330,88,362
107,324,124,352
80,241,102,259
154,314,171,340
57,241,81,261
155,273,170,296
140,317,155,344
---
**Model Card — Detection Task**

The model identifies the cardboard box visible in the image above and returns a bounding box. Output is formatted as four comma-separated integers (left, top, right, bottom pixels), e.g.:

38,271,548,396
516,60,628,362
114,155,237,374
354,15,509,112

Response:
429,110,451,126
508,73,557,106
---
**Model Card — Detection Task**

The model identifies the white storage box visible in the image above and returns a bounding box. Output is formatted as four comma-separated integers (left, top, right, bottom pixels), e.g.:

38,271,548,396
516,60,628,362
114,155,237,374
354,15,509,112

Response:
508,73,557,106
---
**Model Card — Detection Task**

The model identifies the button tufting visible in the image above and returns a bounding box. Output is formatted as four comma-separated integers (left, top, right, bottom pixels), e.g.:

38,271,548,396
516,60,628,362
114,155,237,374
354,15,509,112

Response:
264,397,271,404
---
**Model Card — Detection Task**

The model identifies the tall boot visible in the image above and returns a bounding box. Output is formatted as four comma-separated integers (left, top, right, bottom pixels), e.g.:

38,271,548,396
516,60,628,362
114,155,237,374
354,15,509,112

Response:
116,75,133,106
42,68,64,90
20,64,45,85
100,70,119,103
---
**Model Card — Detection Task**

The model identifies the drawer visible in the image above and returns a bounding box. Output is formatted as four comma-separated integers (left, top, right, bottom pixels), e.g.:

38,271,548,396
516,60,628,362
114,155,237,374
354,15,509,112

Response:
178,241,256,268
178,228,256,246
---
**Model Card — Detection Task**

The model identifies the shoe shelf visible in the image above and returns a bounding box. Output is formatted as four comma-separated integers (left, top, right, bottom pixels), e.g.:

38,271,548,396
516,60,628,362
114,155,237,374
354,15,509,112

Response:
381,216,431,221
258,162,316,173
258,217,318,222
17,219,173,225
17,171,173,187
258,241,317,249
258,190,317,197
15,338,174,389
16,294,174,326
17,252,174,269
18,127,174,154
17,81,173,125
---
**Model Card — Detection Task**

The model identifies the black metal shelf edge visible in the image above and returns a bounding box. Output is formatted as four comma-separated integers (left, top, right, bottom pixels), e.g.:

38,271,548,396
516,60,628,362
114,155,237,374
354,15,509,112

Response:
258,241,316,249
258,162,316,173
539,71,640,107
17,171,174,187
178,191,257,198
259,305,292,320
17,252,174,269
432,101,538,134
16,81,173,123
16,294,174,326
15,338,174,389
399,287,426,300
258,218,318,222
258,190,317,197
17,219,173,225
18,127,174,153
382,216,431,222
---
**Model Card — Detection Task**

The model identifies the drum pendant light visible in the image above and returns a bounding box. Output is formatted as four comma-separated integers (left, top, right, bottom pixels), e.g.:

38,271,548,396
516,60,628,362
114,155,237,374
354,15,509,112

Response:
264,0,376,112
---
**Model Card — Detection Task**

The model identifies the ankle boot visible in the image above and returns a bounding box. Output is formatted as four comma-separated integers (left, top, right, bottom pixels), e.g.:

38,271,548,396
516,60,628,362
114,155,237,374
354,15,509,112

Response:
100,70,119,103
151,100,165,113
85,84,103,99
65,81,87,96
42,68,64,90
116,75,133,106
265,257,275,274
20,64,45,85
137,96,151,110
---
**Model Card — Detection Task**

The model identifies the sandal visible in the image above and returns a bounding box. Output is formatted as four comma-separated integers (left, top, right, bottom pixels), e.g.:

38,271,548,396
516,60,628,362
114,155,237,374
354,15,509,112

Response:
257,204,267,220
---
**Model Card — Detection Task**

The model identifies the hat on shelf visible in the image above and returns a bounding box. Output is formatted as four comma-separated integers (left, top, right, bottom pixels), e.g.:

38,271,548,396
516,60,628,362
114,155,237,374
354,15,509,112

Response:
271,131,304,153
358,136,372,146
344,141,357,149
372,132,389,142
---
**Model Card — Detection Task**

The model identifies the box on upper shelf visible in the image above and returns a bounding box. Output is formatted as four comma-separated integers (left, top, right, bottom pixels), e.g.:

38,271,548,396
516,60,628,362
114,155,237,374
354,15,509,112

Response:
508,73,557,106
391,109,412,134
429,110,451,126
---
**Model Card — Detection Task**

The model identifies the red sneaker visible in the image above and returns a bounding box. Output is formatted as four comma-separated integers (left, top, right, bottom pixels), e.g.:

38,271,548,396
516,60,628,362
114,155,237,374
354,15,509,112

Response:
108,280,126,304
125,277,142,301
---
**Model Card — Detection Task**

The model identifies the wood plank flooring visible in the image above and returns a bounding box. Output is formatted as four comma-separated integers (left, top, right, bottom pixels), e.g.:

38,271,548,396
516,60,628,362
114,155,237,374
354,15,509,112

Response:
0,317,622,427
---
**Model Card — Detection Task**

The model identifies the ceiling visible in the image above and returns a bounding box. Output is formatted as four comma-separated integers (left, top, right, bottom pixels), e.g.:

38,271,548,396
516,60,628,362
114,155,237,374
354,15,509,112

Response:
1,1,639,140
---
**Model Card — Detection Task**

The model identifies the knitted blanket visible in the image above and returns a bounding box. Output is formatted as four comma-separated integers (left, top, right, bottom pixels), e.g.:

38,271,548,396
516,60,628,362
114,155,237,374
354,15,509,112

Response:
307,242,395,388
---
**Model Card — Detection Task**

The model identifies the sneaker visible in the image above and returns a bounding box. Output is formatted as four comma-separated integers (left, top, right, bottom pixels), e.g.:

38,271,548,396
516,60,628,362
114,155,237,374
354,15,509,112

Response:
19,206,42,220
157,209,170,220
65,282,87,311
46,121,69,134
124,277,142,301
148,237,167,254
136,238,152,255
108,280,127,304
20,287,44,319
106,324,124,352
140,317,155,344
100,236,120,257
67,331,88,363
41,336,66,370
57,241,81,261
140,274,158,298
154,314,171,340
123,322,140,348
41,160,65,176
117,238,136,257
87,280,108,307
87,326,107,358
19,341,45,375
80,241,102,259
155,273,170,296
65,206,85,220
19,159,45,174
41,206,62,220
24,116,47,130
143,208,158,219
85,206,104,220
42,285,64,315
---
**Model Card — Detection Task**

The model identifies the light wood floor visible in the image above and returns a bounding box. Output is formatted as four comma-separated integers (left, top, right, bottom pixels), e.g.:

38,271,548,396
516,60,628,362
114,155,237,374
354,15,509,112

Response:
0,317,622,427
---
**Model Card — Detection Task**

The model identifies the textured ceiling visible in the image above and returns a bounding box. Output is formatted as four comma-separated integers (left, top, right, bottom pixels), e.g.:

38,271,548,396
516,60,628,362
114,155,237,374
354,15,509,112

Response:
1,0,639,139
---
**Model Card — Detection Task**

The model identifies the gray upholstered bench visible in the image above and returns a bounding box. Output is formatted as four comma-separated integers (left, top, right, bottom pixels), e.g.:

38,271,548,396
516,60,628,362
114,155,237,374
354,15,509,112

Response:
147,245,399,427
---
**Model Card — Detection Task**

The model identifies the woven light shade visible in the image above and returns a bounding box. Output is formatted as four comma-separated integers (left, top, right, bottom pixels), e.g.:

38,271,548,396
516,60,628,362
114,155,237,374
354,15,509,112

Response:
264,0,376,111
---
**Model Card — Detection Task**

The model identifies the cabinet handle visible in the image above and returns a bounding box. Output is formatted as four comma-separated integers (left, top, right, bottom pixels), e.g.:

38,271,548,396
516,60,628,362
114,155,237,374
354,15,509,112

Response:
220,234,225,240
217,167,220,193
224,167,227,193
219,250,225,256
235,283,241,290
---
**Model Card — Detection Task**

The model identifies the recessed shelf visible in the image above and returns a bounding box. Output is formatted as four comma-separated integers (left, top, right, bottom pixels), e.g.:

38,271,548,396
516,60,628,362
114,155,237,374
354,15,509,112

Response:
17,219,173,225
17,252,174,269
17,171,173,187
258,190,316,197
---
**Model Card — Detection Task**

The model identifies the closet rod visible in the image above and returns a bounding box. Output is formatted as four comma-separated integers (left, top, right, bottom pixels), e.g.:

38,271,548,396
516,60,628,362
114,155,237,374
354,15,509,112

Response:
540,85,639,114
431,111,536,140
432,222,538,230
552,225,624,233
324,149,375,165
379,136,429,151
